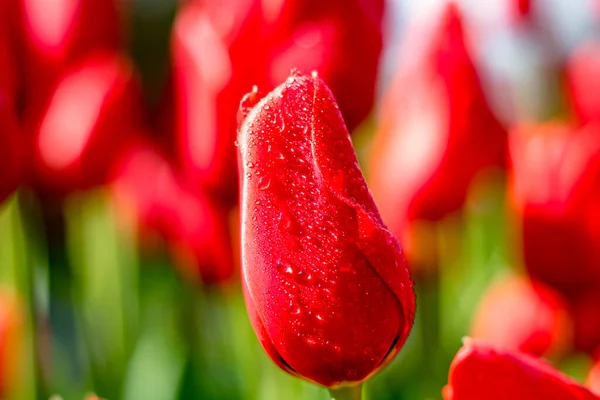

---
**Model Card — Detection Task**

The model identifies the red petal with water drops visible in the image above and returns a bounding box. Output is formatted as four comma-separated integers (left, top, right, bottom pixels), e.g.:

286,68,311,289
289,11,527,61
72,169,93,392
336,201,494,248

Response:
444,339,600,400
238,72,415,387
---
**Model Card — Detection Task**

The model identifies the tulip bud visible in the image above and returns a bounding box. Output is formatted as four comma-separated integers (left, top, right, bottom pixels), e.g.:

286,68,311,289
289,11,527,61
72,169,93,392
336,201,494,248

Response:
509,122,600,295
566,41,600,126
0,8,24,203
33,51,143,194
443,339,599,400
0,289,24,398
471,274,572,357
369,4,507,263
0,105,24,204
587,358,600,396
17,0,122,119
569,291,600,354
238,72,415,387
172,0,262,207
262,0,385,132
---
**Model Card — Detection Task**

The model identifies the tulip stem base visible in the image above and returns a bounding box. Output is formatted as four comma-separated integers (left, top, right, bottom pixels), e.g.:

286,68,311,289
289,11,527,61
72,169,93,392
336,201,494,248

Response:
328,385,363,400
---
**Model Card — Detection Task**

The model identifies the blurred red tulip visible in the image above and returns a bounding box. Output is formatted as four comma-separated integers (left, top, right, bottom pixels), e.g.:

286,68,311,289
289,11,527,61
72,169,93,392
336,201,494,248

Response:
261,0,385,132
514,0,532,22
168,187,235,285
0,289,24,398
509,122,600,295
471,274,572,357
0,104,24,204
172,0,261,207
238,73,415,387
443,339,599,400
369,4,507,259
566,41,600,126
111,140,235,285
172,0,385,207
587,358,600,396
17,0,122,119
33,51,143,194
0,4,24,203
111,139,183,243
569,290,600,354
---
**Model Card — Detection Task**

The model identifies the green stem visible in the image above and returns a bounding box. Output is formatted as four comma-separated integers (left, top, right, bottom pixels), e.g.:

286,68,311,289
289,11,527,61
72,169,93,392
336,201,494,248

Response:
328,384,363,400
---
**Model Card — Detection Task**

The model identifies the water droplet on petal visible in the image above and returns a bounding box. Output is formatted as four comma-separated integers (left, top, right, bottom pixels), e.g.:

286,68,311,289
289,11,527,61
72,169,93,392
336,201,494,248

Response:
277,260,295,276
258,175,271,190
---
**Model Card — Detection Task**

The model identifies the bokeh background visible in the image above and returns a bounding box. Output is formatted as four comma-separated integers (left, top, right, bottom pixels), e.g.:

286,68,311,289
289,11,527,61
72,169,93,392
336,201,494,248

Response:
2,0,600,399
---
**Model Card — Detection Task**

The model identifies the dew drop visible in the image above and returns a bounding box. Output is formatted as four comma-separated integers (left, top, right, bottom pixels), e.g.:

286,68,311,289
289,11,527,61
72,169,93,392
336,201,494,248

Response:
296,270,315,286
246,172,252,179
277,260,295,276
305,337,317,346
247,161,255,168
258,175,271,190
289,301,303,315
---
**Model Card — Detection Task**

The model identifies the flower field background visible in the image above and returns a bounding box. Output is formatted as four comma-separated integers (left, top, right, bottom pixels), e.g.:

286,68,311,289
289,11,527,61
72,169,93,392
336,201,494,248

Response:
1,0,600,399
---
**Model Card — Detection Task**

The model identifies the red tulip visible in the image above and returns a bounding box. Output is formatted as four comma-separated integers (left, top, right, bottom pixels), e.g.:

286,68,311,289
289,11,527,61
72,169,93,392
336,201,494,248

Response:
369,4,507,257
33,51,143,194
470,274,571,357
566,41,600,126
443,339,599,400
111,140,235,285
238,72,415,387
262,0,385,132
0,289,24,398
16,0,122,119
0,5,24,203
587,358,600,396
172,0,385,207
509,122,600,295
569,290,600,354
172,0,261,207
111,140,183,243
168,187,235,285
0,104,24,204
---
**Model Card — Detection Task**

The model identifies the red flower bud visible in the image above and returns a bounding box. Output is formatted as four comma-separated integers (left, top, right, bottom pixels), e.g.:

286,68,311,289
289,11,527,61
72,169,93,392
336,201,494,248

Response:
0,289,24,398
569,290,600,354
566,41,600,126
262,0,384,132
238,72,415,387
34,52,143,194
17,0,122,119
470,274,572,357
0,9,24,203
509,122,600,295
172,0,385,206
587,358,600,396
172,0,261,207
0,104,24,204
369,4,507,257
443,339,599,400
